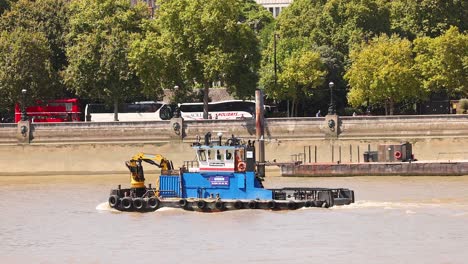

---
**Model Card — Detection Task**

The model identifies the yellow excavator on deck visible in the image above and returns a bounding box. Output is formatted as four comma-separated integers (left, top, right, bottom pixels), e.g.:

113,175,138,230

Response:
125,153,174,188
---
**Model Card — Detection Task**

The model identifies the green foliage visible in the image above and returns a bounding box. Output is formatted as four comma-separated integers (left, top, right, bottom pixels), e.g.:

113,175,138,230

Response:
345,34,421,115
1,0,69,70
0,0,69,96
414,26,468,97
0,28,54,111
459,99,468,114
389,0,467,39
65,0,148,120
278,50,325,99
260,0,391,115
0,0,11,15
140,0,261,114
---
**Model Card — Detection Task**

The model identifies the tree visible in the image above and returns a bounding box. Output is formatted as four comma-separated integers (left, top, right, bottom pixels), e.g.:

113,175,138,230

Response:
65,0,148,121
345,34,421,115
414,26,468,97
277,50,326,116
259,0,391,115
0,0,69,96
0,28,54,111
389,0,467,39
154,0,261,119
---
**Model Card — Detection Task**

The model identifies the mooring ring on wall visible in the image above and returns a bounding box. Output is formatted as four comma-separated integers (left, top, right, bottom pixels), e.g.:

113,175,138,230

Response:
172,122,181,135
20,125,28,136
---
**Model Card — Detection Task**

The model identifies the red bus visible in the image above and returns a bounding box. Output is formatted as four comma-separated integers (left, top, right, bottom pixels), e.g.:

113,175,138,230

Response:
15,98,82,123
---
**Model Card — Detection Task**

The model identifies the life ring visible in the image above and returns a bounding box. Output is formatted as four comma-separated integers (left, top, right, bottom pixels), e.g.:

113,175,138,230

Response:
133,198,145,210
147,197,160,209
108,195,119,208
237,161,246,172
394,151,402,160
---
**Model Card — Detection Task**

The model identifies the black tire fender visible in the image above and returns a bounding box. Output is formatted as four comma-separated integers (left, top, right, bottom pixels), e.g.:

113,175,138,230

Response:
234,200,243,209
147,197,160,209
215,201,224,210
247,200,257,209
267,200,276,209
179,199,188,208
121,197,133,210
108,195,119,208
133,198,145,210
197,200,206,209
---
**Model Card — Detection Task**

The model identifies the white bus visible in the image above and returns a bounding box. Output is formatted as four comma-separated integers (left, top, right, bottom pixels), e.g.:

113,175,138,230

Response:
84,101,173,122
178,100,259,120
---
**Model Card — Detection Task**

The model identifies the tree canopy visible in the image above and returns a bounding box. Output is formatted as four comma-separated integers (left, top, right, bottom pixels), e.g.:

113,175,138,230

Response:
146,0,263,118
0,28,54,111
345,34,421,115
65,0,147,121
414,26,468,97
1,0,467,119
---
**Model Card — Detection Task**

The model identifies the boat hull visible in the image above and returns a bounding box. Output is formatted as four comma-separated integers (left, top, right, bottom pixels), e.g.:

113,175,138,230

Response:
108,187,355,212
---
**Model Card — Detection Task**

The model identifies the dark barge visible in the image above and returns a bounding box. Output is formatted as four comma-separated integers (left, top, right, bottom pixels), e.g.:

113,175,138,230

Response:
279,160,468,177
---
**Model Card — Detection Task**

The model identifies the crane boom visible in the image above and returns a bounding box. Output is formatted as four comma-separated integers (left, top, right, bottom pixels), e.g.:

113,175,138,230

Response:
126,152,173,188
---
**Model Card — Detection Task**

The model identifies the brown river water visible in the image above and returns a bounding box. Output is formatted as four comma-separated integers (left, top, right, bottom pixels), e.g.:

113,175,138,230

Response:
1,174,467,264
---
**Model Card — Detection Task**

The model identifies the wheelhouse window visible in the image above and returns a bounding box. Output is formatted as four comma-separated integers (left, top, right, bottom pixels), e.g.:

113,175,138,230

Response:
198,149,207,161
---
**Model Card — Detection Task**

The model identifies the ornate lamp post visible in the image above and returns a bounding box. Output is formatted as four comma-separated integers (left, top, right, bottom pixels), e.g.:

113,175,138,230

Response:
21,89,27,121
328,81,336,115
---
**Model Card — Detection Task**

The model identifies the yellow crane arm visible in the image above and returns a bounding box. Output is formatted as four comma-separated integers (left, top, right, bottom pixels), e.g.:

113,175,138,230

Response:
126,152,174,188
130,152,173,171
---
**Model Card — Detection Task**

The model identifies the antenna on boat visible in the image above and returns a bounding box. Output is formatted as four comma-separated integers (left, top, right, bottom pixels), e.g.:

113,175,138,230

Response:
217,132,223,146
255,89,266,178
204,132,211,146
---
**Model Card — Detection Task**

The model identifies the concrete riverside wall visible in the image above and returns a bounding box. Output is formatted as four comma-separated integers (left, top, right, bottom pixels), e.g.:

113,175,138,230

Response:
0,115,467,176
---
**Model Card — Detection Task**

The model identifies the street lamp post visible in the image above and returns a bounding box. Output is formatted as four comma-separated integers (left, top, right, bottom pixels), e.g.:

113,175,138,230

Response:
173,85,180,118
328,81,336,115
21,89,27,121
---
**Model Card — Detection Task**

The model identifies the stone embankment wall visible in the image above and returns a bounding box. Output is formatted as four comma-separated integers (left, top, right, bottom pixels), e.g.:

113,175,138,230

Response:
0,115,467,175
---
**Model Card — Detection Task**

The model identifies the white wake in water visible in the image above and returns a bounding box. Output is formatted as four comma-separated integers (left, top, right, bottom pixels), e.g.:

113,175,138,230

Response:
332,200,443,210
95,202,178,212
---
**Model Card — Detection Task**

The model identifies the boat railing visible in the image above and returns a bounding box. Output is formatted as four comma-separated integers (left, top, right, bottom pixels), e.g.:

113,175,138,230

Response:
183,160,199,169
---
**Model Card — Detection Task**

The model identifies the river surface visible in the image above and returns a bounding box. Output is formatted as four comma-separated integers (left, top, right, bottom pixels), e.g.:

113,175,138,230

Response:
1,174,467,264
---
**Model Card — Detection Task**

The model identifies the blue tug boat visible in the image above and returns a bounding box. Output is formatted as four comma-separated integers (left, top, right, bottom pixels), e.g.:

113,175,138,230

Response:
108,133,355,212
